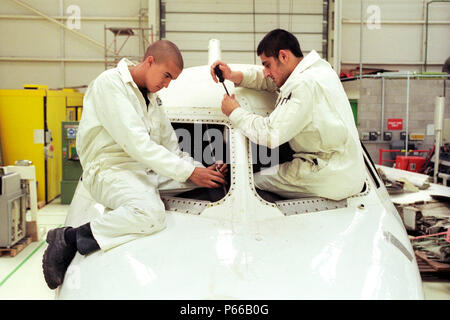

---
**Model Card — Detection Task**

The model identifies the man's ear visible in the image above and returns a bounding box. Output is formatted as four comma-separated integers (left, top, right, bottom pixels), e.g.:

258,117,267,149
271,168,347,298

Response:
278,50,289,64
145,55,154,67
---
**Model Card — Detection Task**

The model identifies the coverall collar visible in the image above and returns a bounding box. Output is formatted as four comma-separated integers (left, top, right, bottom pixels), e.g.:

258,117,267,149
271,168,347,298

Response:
117,58,137,87
117,58,156,109
279,50,321,92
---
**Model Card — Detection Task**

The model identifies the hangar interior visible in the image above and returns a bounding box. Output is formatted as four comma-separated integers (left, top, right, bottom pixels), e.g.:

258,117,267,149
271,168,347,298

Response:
0,0,449,300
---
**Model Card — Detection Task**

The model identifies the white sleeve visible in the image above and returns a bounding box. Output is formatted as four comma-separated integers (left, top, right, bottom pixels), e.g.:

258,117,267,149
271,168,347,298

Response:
91,76,195,182
238,67,278,93
229,82,313,148
159,109,204,168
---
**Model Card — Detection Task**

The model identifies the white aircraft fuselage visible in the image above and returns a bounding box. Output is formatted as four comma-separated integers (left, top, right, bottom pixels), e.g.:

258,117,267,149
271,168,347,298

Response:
57,47,423,299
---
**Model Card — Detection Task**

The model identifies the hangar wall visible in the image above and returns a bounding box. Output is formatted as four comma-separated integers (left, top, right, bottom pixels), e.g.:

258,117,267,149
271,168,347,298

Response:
0,0,448,91
343,78,450,162
341,0,450,73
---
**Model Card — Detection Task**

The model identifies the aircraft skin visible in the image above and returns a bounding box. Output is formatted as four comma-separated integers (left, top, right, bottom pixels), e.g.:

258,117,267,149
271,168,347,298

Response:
57,56,423,299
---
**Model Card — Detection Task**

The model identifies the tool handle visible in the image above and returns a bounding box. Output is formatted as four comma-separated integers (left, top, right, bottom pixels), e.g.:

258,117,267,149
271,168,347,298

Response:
214,65,225,82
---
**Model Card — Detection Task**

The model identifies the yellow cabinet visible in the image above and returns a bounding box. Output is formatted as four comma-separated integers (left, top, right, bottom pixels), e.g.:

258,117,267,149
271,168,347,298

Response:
0,85,83,204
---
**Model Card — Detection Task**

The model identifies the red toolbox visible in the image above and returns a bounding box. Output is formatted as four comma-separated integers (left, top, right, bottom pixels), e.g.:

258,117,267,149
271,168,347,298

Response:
395,156,426,172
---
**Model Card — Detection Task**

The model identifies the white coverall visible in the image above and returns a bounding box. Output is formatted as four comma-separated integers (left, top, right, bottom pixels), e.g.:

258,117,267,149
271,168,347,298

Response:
229,50,366,201
77,58,201,251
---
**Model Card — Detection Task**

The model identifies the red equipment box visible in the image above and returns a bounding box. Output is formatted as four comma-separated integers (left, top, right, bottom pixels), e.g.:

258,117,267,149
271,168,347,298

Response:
395,156,426,173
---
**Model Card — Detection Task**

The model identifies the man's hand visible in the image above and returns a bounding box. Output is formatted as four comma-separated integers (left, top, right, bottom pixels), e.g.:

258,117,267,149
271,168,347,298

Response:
210,60,243,85
207,162,228,175
221,94,240,117
188,166,227,188
210,61,232,83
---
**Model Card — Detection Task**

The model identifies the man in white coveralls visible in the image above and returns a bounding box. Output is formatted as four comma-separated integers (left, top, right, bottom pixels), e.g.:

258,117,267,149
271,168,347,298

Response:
43,40,227,289
211,29,365,201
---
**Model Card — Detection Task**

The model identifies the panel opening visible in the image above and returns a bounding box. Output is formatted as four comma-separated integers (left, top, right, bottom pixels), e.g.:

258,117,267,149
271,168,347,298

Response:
249,141,354,215
166,122,231,205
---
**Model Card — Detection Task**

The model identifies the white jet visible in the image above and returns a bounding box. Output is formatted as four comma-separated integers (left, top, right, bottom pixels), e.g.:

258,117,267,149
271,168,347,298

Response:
57,40,423,300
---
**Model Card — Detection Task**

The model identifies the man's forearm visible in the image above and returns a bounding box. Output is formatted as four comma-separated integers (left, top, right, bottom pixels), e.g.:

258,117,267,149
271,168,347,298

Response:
230,71,243,86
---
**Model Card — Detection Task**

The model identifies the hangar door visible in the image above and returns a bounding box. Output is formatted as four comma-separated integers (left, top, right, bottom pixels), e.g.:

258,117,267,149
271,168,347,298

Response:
161,0,329,68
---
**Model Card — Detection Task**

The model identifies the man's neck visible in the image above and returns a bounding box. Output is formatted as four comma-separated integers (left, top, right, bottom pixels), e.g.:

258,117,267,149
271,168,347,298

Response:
138,84,150,111
129,64,146,88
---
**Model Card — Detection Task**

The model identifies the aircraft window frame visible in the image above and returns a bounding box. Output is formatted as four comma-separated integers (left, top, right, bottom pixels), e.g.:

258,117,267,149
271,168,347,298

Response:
160,119,234,214
161,118,374,217
247,140,374,215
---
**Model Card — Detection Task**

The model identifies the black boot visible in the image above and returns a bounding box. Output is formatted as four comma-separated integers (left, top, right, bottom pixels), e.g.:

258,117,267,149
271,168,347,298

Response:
42,223,100,289
42,227,77,290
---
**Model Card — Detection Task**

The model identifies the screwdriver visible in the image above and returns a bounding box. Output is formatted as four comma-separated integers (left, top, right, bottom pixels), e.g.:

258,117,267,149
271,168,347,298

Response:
214,65,230,96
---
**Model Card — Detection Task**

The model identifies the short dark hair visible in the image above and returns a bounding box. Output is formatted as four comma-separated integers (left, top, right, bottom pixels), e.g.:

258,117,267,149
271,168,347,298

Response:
144,40,184,70
257,29,303,59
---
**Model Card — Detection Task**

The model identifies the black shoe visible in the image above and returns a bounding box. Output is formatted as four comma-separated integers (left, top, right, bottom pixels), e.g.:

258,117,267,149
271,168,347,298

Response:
42,227,77,290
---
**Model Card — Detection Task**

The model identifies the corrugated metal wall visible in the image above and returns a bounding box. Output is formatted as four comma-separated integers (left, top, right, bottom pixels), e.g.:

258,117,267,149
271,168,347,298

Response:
162,0,327,67
341,0,450,72
0,0,448,90
0,0,148,90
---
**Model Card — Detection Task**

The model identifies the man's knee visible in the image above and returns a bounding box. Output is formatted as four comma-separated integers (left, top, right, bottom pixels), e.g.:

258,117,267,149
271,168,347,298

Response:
254,171,271,190
127,203,166,234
